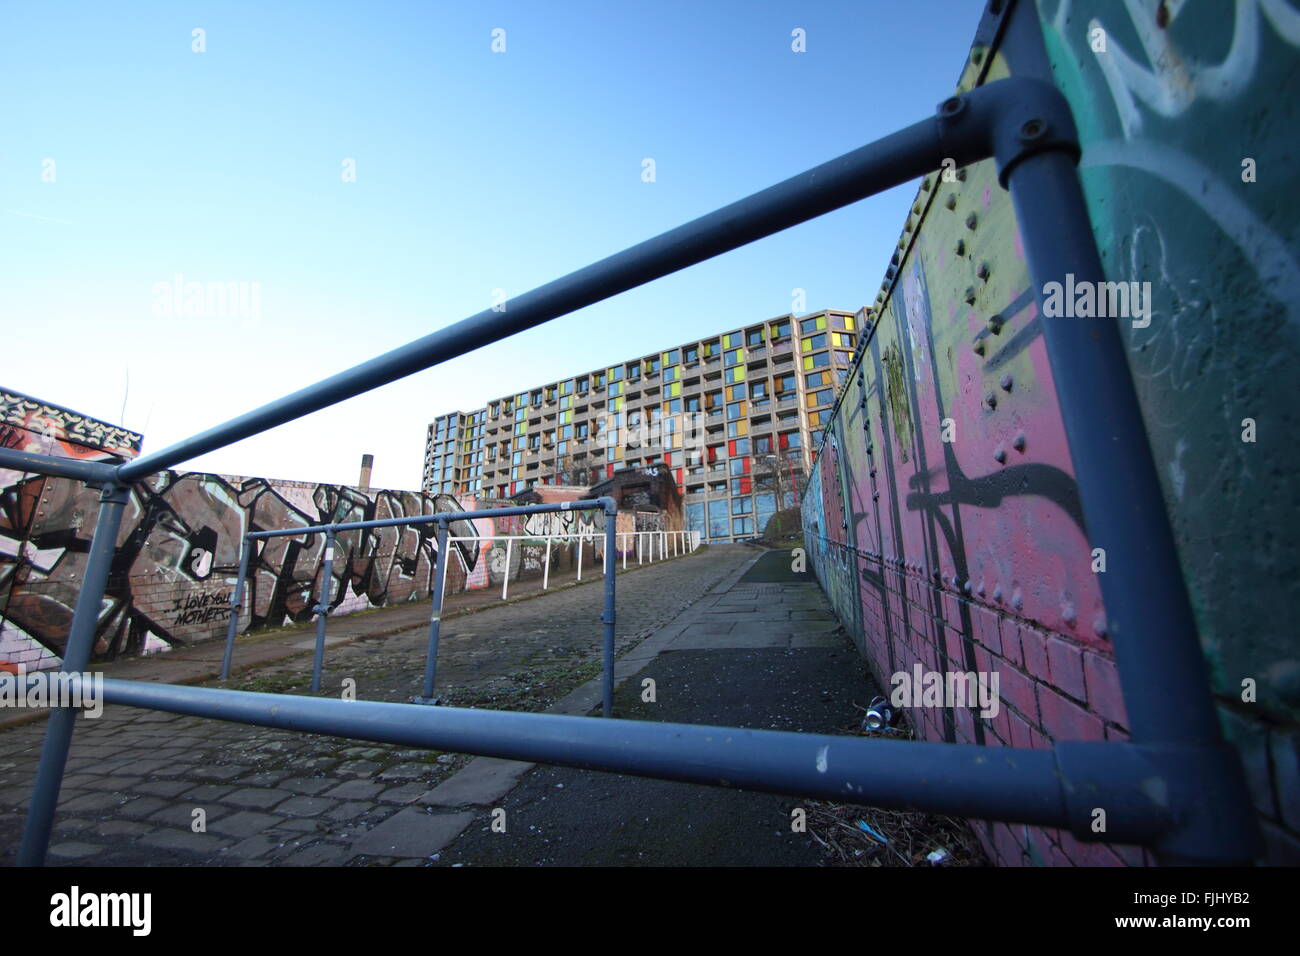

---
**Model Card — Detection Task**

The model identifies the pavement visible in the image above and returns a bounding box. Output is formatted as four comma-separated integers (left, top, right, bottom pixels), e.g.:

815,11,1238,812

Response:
0,545,885,867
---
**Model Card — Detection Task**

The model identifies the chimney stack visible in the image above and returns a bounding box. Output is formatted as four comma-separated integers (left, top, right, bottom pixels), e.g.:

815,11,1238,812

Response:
358,453,374,491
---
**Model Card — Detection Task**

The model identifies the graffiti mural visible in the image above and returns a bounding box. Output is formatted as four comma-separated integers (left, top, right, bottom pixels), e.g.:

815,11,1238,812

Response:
800,2,1299,865
0,466,478,667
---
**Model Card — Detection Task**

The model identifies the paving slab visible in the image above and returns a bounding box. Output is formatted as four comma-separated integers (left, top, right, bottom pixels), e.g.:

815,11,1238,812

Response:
421,757,535,808
352,808,475,858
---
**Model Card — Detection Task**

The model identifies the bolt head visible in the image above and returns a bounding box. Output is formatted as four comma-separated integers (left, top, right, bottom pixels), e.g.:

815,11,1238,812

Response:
1020,118,1046,140
938,96,965,117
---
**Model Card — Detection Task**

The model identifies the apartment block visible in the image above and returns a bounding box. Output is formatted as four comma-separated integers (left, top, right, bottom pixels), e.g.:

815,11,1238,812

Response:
422,309,863,542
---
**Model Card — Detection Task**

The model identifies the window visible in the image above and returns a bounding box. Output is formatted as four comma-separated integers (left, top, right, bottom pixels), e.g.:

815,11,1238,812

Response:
779,430,801,450
803,352,830,370
684,346,699,364
726,402,743,421
754,435,773,454
745,328,763,347
725,348,743,366
811,389,834,407
610,365,623,382
665,349,680,366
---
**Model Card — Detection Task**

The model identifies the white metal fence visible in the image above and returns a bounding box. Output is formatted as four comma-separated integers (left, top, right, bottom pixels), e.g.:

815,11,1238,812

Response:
444,529,704,599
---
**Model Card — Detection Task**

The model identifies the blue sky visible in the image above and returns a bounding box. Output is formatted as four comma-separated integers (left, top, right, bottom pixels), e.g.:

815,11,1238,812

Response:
1,0,984,490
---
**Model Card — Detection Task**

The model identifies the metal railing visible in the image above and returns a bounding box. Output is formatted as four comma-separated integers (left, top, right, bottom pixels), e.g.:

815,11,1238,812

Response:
0,0,1258,867
216,499,623,703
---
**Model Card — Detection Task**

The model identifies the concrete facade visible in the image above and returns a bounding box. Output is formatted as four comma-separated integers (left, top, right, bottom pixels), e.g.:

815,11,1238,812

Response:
423,311,861,542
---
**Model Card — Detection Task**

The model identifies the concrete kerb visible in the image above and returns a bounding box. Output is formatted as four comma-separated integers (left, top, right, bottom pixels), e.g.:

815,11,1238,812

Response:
0,544,711,733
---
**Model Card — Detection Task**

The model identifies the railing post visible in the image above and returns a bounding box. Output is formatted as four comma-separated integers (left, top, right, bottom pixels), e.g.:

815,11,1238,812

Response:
18,482,131,867
543,536,552,590
219,536,254,681
601,501,617,717
417,520,449,703
502,537,513,600
637,533,642,565
622,532,627,571
311,530,336,693
577,535,583,581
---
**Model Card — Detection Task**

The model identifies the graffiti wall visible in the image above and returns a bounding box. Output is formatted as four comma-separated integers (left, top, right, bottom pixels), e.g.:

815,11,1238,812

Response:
1038,0,1300,863
2,389,658,670
801,1,1299,866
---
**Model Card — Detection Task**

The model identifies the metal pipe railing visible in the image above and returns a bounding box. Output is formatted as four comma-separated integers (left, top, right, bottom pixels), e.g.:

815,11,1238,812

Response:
9,0,1259,868
92,677,1173,840
0,447,118,484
